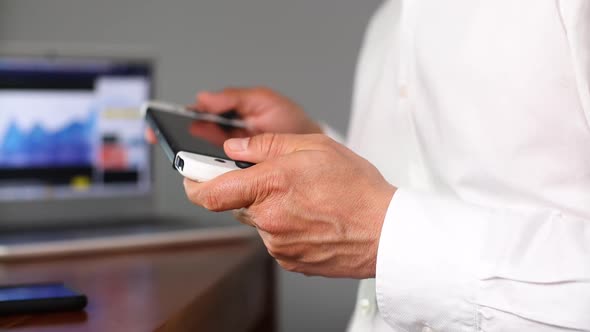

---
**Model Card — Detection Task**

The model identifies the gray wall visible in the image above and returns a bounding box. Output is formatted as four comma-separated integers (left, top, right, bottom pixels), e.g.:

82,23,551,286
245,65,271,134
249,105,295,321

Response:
0,0,382,330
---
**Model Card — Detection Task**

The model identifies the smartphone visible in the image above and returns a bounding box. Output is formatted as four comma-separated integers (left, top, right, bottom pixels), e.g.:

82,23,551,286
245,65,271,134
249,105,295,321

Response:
143,101,254,182
0,282,87,315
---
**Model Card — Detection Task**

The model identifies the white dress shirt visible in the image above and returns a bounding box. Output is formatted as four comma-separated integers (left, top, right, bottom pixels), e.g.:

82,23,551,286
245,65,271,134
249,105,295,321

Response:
344,0,590,331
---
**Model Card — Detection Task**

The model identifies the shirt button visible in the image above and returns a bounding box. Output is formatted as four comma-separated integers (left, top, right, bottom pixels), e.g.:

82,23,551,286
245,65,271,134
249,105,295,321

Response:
421,326,434,332
398,84,409,98
359,298,371,315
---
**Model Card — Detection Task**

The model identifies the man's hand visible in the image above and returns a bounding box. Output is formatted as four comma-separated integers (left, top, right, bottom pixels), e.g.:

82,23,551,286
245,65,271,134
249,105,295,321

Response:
146,87,321,144
192,87,323,135
183,133,396,279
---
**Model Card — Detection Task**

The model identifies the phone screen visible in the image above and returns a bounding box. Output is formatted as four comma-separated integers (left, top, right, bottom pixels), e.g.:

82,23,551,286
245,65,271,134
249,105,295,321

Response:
0,284,79,302
146,107,249,162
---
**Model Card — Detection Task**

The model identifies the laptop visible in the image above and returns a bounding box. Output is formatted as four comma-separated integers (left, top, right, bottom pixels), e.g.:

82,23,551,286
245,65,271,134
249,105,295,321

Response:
0,53,253,260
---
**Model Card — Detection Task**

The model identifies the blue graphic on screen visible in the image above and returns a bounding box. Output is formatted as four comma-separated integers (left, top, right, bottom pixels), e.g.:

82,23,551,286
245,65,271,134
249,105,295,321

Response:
0,112,97,167
0,57,152,201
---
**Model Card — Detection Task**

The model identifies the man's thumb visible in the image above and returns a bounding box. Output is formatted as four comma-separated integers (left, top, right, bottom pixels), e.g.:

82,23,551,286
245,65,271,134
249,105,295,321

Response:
224,133,300,163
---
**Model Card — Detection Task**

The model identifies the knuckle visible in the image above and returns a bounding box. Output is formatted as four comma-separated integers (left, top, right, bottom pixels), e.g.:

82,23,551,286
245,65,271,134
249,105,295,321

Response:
259,217,283,235
278,260,299,273
266,246,276,257
253,86,273,96
261,132,279,151
252,133,282,158
200,190,223,212
265,244,280,259
267,246,282,259
263,235,286,257
266,240,282,256
267,248,279,259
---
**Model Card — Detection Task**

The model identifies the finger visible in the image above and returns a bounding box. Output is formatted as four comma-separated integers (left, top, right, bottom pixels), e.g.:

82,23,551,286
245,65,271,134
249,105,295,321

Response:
224,133,318,164
145,128,157,144
183,162,277,211
193,89,243,115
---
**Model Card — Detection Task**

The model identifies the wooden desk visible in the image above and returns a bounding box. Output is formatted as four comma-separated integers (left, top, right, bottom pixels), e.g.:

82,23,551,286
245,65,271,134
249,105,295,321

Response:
0,235,275,332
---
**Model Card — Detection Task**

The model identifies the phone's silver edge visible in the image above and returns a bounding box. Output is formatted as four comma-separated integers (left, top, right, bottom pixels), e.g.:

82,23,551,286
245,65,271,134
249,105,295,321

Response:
142,100,247,128
0,225,257,261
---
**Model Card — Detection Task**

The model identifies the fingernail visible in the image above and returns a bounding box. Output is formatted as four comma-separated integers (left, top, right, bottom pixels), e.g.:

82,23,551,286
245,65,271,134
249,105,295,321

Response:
226,137,249,152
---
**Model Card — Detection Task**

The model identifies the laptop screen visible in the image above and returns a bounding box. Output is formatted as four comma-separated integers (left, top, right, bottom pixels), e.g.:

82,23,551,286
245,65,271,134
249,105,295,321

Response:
0,56,152,201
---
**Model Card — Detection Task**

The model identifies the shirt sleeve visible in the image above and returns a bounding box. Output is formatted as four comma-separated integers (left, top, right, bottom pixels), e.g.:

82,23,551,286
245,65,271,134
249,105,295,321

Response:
375,188,590,332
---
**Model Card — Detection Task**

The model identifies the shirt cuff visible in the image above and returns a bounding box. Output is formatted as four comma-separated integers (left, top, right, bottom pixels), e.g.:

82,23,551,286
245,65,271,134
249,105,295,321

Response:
375,188,481,332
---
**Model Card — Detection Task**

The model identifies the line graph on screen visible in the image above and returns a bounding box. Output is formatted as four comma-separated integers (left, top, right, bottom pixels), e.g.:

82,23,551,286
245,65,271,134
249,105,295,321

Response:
0,92,97,168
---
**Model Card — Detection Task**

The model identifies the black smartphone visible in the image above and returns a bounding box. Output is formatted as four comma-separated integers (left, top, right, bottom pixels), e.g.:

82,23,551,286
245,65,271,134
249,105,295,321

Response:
0,282,87,315
143,101,254,182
